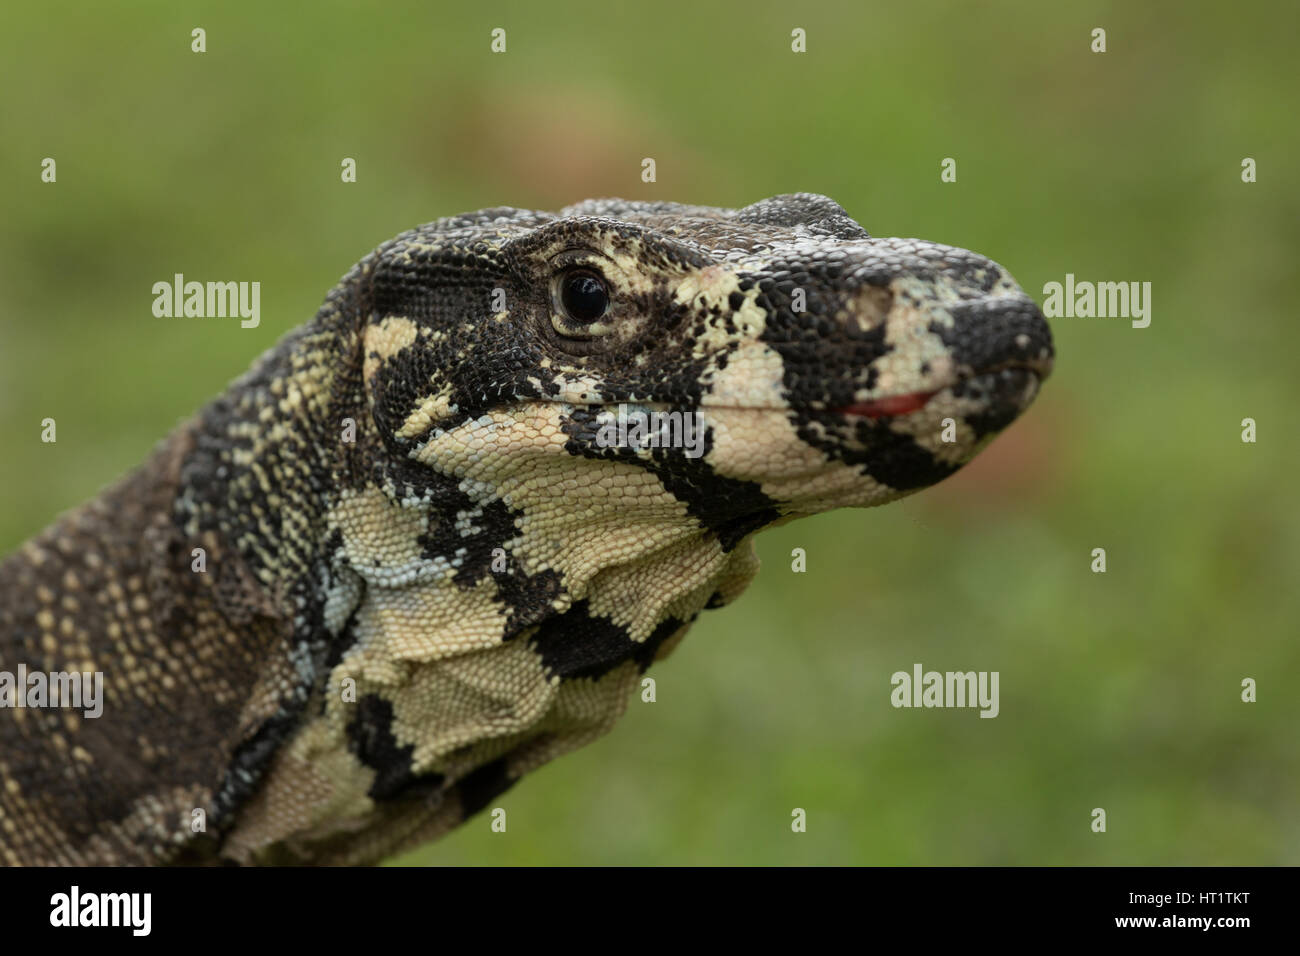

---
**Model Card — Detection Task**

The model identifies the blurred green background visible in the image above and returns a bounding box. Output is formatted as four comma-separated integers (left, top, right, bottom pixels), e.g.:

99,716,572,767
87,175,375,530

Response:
1,0,1296,865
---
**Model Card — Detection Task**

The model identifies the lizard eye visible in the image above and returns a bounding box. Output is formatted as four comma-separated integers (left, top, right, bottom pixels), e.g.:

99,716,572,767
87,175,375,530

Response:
552,268,611,338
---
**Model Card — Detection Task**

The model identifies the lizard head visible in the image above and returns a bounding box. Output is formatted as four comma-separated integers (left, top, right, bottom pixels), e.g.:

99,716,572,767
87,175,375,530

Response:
266,195,1052,862
361,193,1053,539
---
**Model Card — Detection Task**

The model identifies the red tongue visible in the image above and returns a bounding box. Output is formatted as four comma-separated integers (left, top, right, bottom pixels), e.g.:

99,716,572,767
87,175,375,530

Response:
836,390,939,419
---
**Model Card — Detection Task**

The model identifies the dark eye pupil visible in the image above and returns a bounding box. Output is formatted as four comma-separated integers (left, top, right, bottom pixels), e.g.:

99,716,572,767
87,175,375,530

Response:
561,272,608,323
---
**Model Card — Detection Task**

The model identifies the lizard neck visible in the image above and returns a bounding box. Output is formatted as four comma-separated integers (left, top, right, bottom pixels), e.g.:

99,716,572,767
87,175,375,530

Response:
219,427,763,862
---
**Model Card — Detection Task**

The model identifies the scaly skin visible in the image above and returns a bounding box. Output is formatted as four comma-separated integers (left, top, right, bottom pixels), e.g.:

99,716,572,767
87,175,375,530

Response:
0,194,1053,864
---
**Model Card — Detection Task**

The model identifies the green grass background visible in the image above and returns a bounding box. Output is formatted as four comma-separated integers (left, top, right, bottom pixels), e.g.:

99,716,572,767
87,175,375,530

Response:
1,0,1295,864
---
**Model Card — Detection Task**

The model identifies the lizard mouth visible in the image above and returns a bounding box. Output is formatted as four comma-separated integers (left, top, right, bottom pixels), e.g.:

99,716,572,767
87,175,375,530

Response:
832,364,1048,421
834,390,940,419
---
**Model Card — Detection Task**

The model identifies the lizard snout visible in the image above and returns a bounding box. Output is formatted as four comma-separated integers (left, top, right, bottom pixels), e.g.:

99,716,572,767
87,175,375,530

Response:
937,293,1055,382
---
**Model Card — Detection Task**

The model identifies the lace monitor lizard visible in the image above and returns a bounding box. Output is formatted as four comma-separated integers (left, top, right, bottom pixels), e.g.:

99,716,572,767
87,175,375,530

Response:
0,194,1054,864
